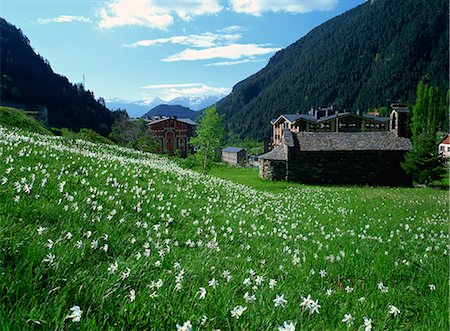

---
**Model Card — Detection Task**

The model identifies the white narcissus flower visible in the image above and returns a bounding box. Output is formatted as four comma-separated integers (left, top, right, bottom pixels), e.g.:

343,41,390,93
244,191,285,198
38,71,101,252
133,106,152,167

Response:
342,313,354,325
230,306,247,319
66,305,82,322
176,320,192,331
197,287,206,299
273,294,287,307
388,305,400,317
278,321,295,331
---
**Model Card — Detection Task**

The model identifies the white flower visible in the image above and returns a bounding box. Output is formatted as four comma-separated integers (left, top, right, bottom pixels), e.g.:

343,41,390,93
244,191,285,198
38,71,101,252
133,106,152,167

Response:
342,313,354,325
363,317,372,331
269,279,277,289
208,278,218,288
300,295,312,309
42,253,55,265
319,269,327,278
345,286,354,293
65,232,73,240
176,320,192,331
377,282,388,293
325,289,333,296
66,305,82,322
108,261,118,274
429,284,436,291
278,321,295,331
121,267,131,280
388,305,400,317
230,306,247,319
309,299,321,315
129,289,136,302
273,294,287,307
243,278,252,286
243,292,256,303
37,226,46,235
197,287,206,299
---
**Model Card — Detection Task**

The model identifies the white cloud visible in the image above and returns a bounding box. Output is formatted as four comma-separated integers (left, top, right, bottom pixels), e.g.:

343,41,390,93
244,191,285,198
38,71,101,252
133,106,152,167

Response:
205,58,265,66
141,83,203,89
162,43,280,62
38,15,92,24
160,85,230,100
98,0,222,29
217,25,246,33
125,32,241,48
229,0,338,15
141,84,230,101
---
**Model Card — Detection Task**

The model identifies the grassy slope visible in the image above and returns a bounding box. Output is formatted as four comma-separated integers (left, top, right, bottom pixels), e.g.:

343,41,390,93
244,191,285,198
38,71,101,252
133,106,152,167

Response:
0,106,52,135
0,126,448,330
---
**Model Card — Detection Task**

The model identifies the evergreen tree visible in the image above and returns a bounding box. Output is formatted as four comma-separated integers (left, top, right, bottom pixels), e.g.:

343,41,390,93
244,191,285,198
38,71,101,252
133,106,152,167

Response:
190,106,225,174
402,82,446,185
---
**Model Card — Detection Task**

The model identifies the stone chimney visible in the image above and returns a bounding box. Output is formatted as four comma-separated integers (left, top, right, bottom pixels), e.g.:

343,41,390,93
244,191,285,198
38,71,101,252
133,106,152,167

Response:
390,104,410,138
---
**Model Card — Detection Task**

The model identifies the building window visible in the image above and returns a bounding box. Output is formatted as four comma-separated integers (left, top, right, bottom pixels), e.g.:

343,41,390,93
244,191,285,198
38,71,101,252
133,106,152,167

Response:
447,146,450,152
440,145,443,151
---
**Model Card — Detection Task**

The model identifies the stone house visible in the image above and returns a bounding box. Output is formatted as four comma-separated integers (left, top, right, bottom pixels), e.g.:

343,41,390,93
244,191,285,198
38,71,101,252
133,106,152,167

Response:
146,116,196,156
271,105,390,147
260,107,413,186
222,147,247,165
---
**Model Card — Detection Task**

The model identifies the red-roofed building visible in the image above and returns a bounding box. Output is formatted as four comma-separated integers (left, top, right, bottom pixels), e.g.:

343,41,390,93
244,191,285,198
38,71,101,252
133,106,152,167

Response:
438,134,450,158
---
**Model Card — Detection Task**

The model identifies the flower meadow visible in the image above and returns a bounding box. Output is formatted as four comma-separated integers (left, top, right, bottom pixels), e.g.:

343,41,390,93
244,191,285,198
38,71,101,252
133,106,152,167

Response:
0,126,448,330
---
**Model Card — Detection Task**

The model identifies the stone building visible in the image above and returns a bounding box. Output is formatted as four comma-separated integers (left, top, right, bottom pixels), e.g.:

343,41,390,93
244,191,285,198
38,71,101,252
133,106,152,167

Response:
271,105,390,147
146,116,196,156
222,147,247,165
260,107,413,186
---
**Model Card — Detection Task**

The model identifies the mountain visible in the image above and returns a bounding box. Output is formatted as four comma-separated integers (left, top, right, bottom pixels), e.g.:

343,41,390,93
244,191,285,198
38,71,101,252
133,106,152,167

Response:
106,95,223,118
167,95,224,111
106,98,164,118
0,18,113,135
216,0,449,140
141,104,197,119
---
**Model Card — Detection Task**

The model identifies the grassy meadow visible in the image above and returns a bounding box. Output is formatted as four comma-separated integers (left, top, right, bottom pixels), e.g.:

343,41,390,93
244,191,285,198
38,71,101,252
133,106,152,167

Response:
0,125,448,330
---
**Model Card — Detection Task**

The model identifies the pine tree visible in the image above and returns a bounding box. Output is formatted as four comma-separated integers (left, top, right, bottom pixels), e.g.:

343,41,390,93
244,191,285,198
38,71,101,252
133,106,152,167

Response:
190,106,225,174
402,82,446,185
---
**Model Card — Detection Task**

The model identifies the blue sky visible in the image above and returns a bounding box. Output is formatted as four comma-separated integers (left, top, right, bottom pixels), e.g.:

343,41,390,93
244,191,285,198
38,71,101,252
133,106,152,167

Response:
1,0,365,102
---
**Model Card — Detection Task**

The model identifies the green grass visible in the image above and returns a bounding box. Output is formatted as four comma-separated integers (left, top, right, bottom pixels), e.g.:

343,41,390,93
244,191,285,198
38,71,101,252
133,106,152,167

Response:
0,126,448,330
0,106,52,135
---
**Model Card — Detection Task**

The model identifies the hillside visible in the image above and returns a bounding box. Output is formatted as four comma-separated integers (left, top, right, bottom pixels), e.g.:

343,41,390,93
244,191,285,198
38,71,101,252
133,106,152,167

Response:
216,0,449,140
141,104,197,119
0,18,113,135
0,106,52,135
0,125,447,329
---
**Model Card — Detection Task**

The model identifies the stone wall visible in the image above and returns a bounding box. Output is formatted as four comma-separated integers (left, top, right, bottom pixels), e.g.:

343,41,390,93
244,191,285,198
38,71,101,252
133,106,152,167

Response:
286,150,411,186
259,159,286,180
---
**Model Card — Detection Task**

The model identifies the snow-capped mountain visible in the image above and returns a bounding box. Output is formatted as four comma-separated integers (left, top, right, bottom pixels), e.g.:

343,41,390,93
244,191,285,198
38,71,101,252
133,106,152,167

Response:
106,94,225,118
167,95,224,111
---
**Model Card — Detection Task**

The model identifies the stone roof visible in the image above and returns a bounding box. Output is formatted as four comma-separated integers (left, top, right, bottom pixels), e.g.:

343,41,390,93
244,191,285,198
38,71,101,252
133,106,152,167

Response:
271,112,391,125
223,146,245,153
258,146,286,161
296,131,412,152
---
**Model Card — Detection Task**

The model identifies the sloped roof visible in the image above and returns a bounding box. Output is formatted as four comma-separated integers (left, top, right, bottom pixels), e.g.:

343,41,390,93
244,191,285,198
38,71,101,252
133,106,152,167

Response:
438,133,450,145
146,117,197,126
296,132,412,151
258,146,286,160
223,146,245,153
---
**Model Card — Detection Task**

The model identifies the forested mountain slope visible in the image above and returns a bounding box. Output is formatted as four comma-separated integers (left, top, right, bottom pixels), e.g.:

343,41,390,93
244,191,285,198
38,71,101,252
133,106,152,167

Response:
216,0,448,140
0,18,113,135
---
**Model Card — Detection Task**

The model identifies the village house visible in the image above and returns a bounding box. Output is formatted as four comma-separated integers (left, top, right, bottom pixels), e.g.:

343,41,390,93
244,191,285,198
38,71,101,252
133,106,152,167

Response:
222,147,247,165
145,116,196,156
270,105,390,147
438,133,450,158
260,105,412,186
